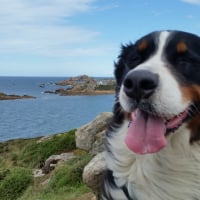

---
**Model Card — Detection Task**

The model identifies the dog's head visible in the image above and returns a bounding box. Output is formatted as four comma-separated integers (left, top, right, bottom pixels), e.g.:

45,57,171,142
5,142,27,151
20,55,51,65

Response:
115,30,200,155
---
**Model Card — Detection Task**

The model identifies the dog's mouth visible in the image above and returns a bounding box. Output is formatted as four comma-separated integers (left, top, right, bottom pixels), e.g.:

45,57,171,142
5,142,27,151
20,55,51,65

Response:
125,107,190,155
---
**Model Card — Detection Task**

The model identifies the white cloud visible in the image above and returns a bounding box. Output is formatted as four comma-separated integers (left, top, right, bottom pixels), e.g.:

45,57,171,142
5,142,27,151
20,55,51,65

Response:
180,0,200,5
0,24,100,54
0,0,95,23
0,0,112,57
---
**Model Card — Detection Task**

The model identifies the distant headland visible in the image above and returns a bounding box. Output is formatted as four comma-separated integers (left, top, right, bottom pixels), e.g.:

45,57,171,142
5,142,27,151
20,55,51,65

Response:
45,75,115,95
0,92,35,100
0,75,115,100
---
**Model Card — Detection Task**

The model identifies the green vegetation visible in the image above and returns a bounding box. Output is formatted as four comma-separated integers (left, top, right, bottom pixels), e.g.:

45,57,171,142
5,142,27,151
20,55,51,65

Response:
18,129,76,168
48,154,91,190
18,153,92,200
96,83,115,91
0,129,93,200
0,167,33,200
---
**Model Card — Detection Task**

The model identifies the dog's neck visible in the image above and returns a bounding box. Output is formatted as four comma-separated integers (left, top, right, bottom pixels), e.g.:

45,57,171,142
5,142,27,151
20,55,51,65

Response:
106,121,200,200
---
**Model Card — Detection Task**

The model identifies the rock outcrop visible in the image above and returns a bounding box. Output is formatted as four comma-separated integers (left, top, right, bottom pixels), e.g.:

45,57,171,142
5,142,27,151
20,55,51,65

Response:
83,152,106,193
33,152,76,177
45,75,115,96
75,112,113,155
56,75,97,92
76,112,113,197
42,152,76,174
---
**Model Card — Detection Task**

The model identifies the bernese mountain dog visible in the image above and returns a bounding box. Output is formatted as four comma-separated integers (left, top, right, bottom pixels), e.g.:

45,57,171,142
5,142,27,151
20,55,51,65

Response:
102,30,200,200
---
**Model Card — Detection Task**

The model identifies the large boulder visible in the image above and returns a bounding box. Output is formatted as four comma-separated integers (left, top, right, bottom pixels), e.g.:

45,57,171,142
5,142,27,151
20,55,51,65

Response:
83,152,106,193
90,130,106,155
76,112,113,198
75,112,113,154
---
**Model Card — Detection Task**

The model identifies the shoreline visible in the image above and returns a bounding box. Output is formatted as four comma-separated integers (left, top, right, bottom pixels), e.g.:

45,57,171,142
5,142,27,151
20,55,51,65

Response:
56,89,115,96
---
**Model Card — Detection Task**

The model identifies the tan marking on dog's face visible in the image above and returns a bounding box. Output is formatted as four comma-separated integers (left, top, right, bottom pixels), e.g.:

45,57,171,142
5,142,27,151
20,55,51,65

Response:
181,85,200,102
138,40,148,51
176,41,188,53
181,85,200,143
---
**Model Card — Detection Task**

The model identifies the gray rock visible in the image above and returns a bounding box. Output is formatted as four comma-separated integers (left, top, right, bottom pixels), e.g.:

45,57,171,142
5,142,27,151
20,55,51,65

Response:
33,169,45,177
46,152,75,162
83,152,107,192
91,130,106,155
75,112,113,153
42,152,76,174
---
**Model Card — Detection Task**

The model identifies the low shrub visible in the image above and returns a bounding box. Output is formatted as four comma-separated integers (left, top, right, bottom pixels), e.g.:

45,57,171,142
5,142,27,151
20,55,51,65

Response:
0,167,33,200
18,130,76,168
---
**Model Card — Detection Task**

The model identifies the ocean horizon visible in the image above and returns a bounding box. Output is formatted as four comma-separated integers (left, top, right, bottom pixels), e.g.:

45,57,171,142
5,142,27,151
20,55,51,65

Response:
0,76,114,142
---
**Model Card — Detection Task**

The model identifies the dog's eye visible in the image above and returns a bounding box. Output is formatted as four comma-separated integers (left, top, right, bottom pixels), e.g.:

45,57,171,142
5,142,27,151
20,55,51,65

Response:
176,57,189,66
175,57,193,75
128,55,141,68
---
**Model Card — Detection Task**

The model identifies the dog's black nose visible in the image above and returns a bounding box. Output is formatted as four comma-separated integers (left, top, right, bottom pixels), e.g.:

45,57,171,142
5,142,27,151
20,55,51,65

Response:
123,70,158,101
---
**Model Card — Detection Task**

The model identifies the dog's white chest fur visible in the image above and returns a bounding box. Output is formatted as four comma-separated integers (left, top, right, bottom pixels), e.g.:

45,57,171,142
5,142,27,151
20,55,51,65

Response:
106,122,200,200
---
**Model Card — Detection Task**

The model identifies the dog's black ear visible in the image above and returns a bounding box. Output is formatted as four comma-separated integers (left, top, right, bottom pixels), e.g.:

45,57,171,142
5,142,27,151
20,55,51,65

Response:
114,43,137,87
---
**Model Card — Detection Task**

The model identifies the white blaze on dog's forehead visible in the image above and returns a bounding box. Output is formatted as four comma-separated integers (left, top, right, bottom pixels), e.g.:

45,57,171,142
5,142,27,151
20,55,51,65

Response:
133,31,188,115
155,31,170,59
135,31,170,71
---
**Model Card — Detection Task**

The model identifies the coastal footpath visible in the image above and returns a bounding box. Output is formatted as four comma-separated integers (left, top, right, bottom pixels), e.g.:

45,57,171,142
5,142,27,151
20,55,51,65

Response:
0,112,112,200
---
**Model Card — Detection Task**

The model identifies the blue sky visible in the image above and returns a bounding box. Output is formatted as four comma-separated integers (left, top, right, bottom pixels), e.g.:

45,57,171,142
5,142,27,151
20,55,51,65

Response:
1,0,200,77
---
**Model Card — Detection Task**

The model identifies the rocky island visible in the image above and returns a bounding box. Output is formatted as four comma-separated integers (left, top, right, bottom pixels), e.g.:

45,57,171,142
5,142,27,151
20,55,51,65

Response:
0,92,35,100
45,75,115,95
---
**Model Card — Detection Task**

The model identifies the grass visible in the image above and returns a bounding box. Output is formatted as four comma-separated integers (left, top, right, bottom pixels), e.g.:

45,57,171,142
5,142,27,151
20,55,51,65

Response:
18,153,92,200
18,129,76,168
48,154,92,190
19,184,90,200
0,129,93,200
96,83,115,91
0,167,33,200
0,138,38,168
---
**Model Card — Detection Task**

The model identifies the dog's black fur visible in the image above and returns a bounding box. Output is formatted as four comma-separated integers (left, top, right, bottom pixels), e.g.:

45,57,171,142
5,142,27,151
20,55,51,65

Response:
101,30,200,200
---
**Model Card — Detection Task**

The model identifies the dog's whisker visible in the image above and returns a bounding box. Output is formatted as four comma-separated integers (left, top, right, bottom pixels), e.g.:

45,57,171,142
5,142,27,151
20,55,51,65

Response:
192,104,200,114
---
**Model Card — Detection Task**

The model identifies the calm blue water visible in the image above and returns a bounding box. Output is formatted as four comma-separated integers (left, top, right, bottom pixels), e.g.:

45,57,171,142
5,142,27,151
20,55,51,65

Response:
0,77,114,141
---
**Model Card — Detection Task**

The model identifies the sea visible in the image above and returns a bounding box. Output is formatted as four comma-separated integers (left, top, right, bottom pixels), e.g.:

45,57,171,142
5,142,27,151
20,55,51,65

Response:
0,76,115,142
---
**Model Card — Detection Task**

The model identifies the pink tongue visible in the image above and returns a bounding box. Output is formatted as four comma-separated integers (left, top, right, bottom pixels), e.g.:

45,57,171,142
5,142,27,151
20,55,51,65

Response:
125,110,167,154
